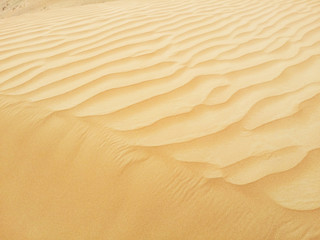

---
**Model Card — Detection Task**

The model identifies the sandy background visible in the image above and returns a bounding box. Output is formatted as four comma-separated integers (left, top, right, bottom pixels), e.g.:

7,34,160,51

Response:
0,0,117,17
0,0,320,239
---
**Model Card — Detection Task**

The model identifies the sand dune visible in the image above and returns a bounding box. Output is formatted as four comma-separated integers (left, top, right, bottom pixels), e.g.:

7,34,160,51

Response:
1,0,320,239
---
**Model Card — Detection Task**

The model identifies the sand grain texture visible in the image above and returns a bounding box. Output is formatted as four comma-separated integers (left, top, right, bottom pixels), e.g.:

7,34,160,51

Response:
1,0,320,239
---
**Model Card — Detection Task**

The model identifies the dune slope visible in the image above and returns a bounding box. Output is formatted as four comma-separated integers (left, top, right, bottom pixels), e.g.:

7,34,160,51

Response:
1,0,320,239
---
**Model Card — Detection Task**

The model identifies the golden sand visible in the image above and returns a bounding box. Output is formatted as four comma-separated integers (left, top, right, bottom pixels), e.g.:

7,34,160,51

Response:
0,0,320,239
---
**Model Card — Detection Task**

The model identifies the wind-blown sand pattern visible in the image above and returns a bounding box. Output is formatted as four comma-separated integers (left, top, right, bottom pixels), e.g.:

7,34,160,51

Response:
1,0,320,239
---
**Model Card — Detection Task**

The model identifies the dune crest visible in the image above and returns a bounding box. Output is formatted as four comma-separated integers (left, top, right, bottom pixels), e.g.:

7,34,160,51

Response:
1,0,320,239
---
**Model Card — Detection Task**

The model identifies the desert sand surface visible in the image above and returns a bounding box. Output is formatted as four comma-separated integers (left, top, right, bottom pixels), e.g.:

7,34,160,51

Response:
0,0,115,18
1,0,320,239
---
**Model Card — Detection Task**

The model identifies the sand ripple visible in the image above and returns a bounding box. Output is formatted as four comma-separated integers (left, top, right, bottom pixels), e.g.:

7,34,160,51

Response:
1,0,320,239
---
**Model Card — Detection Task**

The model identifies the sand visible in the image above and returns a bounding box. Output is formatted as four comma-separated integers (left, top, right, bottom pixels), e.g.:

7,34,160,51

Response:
0,0,320,239
0,0,116,18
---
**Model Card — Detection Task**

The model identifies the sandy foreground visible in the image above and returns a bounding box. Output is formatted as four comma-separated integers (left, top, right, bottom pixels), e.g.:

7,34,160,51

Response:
0,0,320,239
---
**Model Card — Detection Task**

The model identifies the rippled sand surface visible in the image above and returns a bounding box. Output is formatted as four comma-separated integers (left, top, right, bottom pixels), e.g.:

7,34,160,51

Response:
1,0,320,239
